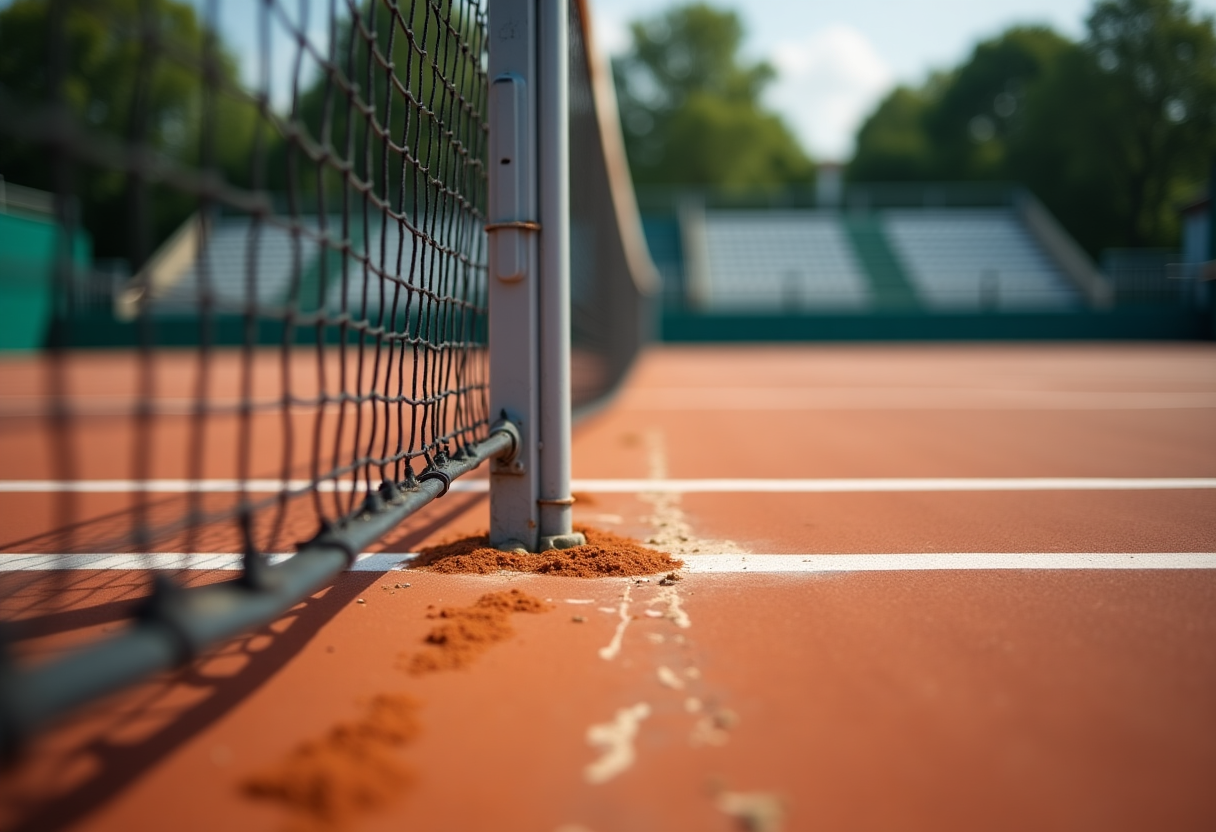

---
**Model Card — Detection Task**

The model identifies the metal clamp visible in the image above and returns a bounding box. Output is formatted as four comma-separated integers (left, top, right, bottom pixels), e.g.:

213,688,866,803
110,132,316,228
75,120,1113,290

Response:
489,415,521,465
418,468,452,497
485,220,541,233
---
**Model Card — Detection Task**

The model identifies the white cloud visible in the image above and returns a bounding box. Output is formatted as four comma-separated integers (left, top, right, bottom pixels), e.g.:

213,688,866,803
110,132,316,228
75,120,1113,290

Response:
767,24,895,162
593,12,631,57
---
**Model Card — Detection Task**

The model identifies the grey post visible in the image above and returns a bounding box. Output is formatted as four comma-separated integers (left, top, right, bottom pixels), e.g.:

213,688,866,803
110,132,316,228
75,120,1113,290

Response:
487,0,582,552
537,0,583,549
487,0,541,550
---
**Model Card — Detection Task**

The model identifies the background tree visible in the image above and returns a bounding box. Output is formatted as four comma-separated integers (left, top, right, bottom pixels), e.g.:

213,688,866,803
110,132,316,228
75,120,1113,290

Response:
923,27,1073,180
1079,0,1216,246
613,3,813,189
850,27,1072,183
848,85,937,183
848,0,1216,253
0,0,258,262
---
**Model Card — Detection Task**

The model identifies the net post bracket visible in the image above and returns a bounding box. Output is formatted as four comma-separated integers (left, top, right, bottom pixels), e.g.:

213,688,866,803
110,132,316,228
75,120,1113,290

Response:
488,414,522,467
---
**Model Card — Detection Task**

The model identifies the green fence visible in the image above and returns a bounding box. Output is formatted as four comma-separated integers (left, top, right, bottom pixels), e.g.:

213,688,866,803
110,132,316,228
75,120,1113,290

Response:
0,211,91,350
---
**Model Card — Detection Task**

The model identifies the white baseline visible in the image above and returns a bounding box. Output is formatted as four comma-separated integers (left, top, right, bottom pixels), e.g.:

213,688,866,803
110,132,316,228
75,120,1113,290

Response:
619,387,1216,411
2,552,1214,572
1,477,1214,494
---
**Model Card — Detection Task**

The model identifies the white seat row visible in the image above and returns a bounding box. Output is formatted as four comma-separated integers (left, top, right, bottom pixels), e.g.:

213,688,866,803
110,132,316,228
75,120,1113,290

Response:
883,209,1080,310
701,210,871,311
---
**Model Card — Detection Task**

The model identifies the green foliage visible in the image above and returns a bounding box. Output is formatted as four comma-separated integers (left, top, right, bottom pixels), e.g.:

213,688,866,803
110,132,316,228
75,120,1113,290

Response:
0,0,486,263
613,2,813,189
848,86,935,182
849,0,1216,253
1079,0,1216,246
923,27,1073,180
851,27,1072,184
0,0,258,261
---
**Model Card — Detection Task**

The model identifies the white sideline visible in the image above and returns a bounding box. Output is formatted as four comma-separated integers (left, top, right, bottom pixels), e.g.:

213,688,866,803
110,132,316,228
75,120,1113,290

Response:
1,552,1214,572
681,553,1216,572
0,552,416,572
619,388,1216,410
1,477,1214,494
570,477,1216,493
0,479,490,494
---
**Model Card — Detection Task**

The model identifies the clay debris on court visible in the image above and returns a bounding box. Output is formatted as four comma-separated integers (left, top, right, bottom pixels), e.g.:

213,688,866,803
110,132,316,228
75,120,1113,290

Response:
243,589,553,830
415,525,684,576
1,345,1214,832
242,693,422,829
407,588,554,673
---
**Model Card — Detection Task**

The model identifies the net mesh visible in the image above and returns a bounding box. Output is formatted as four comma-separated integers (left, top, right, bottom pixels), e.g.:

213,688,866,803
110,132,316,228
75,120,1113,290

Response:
568,0,655,412
0,0,492,557
0,0,654,754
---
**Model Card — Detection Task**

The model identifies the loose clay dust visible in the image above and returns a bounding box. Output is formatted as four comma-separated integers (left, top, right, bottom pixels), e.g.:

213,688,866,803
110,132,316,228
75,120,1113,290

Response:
407,588,552,674
243,590,551,829
242,693,421,830
415,525,683,577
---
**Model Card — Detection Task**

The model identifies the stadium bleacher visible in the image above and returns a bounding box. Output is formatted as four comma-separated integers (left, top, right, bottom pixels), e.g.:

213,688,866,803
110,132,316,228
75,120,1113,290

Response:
652,187,1095,314
698,210,871,311
150,218,326,315
884,208,1081,310
142,184,1095,319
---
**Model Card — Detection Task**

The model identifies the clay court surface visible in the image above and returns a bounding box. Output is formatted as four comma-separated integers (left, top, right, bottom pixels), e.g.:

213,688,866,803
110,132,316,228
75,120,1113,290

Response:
1,343,1215,832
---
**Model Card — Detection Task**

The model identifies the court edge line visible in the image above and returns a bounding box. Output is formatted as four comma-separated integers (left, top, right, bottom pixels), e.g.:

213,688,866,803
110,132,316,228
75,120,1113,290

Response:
8,389,1214,416
1,553,1214,572
1,477,1214,494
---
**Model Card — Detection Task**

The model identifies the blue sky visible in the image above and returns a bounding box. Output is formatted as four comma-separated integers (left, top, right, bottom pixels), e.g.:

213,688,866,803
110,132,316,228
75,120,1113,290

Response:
178,0,1216,162
591,0,1216,160
7,0,1212,163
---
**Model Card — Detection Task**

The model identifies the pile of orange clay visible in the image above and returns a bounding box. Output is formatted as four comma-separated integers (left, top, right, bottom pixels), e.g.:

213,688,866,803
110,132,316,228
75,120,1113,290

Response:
241,525,680,829
416,525,683,577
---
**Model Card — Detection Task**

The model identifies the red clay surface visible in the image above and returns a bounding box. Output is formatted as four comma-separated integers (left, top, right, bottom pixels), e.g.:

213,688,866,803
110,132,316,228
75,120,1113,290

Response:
1,343,1215,832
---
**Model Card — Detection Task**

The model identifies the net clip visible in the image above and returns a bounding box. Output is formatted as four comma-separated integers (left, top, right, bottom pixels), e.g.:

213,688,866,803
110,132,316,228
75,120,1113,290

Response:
419,449,452,497
418,469,452,497
378,480,403,505
240,510,276,591
303,520,360,568
136,575,201,667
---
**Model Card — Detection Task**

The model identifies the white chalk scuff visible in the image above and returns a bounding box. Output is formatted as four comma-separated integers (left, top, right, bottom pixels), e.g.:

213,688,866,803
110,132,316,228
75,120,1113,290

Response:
597,583,633,661
649,584,691,629
717,791,785,832
584,703,652,785
656,666,685,690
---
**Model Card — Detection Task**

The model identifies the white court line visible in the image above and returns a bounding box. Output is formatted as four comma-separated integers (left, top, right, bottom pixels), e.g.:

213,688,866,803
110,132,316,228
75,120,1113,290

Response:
1,478,1214,494
571,478,1216,493
0,552,417,572
0,479,491,494
1,552,1213,572
618,388,1216,411
681,553,1216,572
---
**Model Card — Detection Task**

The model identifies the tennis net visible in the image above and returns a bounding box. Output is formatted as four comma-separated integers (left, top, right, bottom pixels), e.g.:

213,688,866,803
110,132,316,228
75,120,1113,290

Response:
0,0,654,755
